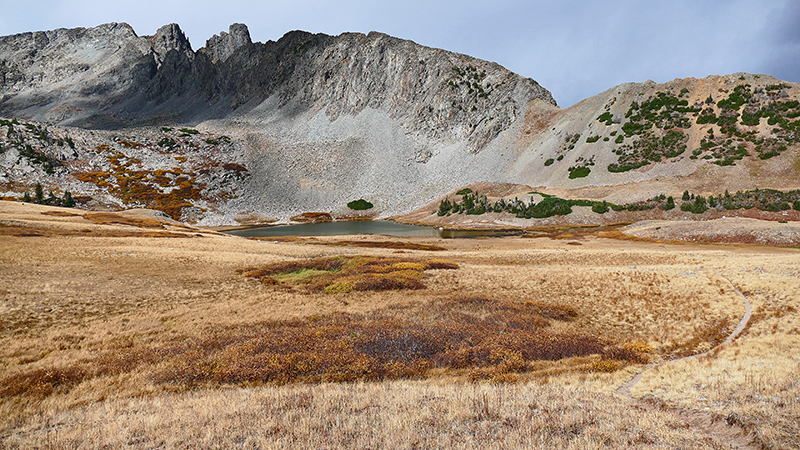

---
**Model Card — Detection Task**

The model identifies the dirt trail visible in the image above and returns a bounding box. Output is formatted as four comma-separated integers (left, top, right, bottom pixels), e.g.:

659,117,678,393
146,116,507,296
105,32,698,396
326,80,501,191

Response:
615,273,757,449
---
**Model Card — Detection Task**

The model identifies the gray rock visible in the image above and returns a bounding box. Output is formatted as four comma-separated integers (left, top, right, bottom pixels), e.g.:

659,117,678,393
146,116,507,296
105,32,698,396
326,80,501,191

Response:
148,23,194,67
0,22,555,151
200,23,251,63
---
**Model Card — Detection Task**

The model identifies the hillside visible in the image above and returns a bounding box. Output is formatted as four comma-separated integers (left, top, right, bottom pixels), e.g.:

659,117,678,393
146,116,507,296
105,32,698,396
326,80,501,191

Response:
506,73,800,197
1,23,799,224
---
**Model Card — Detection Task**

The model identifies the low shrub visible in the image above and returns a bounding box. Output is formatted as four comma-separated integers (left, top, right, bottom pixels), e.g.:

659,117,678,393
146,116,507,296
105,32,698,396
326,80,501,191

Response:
568,166,591,179
347,199,373,210
680,196,709,214
1,296,645,397
323,280,354,294
239,256,458,293
589,359,622,373
592,202,610,214
597,112,613,125
157,137,177,149
424,259,460,270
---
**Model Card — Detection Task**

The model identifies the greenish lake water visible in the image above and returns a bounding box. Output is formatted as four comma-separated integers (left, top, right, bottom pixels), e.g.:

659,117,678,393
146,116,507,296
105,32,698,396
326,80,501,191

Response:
226,221,516,238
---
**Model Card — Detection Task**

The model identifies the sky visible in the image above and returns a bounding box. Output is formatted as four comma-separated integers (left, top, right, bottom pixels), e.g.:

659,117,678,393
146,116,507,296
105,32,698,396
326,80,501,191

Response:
1,0,798,107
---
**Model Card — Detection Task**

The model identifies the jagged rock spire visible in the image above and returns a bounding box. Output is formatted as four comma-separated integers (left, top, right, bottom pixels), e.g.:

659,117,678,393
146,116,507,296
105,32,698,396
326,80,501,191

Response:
150,23,193,67
202,23,252,63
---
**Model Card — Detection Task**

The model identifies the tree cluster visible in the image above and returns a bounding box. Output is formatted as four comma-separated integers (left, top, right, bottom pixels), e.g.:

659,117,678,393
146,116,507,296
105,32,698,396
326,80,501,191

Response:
22,183,75,207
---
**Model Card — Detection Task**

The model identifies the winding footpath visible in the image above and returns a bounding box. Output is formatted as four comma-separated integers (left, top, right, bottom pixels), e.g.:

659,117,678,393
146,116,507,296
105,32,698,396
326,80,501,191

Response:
615,272,757,449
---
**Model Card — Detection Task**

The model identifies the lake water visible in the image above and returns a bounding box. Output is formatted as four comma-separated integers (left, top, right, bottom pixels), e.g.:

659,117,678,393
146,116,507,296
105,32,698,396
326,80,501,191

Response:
226,221,517,238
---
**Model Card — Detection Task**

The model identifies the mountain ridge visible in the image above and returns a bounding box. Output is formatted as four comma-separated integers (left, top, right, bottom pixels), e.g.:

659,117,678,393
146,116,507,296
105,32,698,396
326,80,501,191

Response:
0,22,553,151
1,23,799,225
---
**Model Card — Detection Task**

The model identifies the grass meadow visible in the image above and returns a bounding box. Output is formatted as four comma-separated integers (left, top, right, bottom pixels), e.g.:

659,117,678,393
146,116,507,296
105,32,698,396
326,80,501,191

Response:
0,201,798,448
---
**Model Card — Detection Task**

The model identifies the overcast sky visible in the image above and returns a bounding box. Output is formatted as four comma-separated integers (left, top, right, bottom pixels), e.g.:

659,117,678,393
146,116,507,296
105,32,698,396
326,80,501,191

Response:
1,0,798,107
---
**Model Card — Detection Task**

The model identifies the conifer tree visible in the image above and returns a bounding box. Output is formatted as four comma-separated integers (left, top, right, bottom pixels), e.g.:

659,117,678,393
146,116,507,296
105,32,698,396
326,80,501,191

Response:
34,183,44,204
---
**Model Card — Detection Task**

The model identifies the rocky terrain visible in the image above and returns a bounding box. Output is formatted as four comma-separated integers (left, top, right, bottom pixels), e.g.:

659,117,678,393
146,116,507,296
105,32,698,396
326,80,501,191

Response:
1,22,799,225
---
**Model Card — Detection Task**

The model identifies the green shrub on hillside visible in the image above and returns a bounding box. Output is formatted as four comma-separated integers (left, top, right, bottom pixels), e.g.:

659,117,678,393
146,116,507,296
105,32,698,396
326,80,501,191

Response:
680,196,708,214
597,112,613,125
568,166,591,179
347,199,374,210
592,202,610,214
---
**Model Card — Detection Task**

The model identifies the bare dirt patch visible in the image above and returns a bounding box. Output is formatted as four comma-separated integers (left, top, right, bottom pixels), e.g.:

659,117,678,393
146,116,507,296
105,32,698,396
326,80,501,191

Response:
623,217,800,247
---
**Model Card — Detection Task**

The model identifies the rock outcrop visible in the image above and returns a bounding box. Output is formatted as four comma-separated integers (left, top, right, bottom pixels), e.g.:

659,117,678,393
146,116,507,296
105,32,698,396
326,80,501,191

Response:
201,23,251,63
149,23,194,67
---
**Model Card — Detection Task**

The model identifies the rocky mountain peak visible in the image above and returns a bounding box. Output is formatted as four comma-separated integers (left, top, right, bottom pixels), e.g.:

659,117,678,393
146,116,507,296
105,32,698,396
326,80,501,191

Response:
201,23,252,63
149,23,193,67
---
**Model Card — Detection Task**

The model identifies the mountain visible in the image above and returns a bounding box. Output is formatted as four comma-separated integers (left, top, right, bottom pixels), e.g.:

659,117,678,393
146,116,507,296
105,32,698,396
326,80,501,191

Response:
0,22,552,149
1,23,799,225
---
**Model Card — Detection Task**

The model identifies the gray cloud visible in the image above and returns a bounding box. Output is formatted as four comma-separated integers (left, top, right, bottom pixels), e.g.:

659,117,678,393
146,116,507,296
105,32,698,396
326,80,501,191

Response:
760,1,800,84
1,0,795,106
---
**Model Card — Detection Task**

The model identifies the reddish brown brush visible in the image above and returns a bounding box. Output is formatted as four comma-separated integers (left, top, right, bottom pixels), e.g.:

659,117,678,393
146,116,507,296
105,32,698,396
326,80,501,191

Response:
0,223,190,238
0,296,643,399
141,298,637,386
0,367,88,400
236,256,348,278
289,212,333,223
40,211,80,217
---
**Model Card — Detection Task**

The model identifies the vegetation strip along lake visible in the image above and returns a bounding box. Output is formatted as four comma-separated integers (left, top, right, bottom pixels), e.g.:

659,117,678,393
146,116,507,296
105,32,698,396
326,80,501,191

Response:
226,221,518,238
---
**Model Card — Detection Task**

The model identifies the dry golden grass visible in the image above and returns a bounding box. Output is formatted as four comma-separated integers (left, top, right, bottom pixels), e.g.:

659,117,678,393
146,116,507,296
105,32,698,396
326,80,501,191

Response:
1,381,737,449
83,212,167,228
1,200,798,448
633,251,800,450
